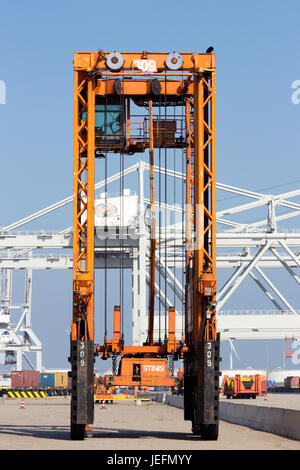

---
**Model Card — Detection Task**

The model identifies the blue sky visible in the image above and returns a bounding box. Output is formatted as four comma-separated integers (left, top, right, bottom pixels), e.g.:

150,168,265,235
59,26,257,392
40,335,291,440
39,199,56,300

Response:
1,0,300,372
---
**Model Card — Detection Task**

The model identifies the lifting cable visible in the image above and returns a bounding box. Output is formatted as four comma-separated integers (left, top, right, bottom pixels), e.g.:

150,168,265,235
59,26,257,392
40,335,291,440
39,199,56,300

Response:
158,92,162,343
173,101,176,310
181,79,185,339
164,74,168,340
104,79,108,341
148,97,155,345
120,76,125,339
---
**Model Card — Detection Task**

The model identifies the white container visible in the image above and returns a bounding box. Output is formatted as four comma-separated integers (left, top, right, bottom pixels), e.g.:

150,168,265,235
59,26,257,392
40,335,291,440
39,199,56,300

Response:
0,374,11,387
95,192,138,227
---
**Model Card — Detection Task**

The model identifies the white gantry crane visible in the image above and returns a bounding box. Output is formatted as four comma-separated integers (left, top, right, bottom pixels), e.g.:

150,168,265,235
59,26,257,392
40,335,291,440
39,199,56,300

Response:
1,160,300,370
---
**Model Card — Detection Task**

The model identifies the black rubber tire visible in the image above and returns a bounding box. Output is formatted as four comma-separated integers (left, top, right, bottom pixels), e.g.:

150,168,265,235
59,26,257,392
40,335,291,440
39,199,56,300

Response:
71,423,86,440
200,424,219,441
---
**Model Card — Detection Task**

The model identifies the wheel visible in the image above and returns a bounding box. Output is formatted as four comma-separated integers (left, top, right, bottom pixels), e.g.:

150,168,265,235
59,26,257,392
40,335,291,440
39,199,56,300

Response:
71,423,86,440
192,423,219,440
191,424,201,435
200,424,219,441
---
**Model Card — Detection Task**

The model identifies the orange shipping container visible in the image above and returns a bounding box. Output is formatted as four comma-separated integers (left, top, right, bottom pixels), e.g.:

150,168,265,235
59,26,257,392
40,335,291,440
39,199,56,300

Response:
223,374,267,398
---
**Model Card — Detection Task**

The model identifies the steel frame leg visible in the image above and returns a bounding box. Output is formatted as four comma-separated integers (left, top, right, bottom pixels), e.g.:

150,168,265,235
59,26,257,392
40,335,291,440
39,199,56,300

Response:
70,340,94,440
184,334,220,440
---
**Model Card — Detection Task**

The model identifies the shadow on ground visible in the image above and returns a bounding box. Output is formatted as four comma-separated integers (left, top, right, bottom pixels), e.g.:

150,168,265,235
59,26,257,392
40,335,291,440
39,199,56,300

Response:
0,425,70,441
0,425,203,442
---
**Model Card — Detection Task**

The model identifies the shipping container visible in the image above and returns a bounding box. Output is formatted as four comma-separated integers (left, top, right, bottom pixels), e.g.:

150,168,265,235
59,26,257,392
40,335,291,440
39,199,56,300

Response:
39,373,55,388
54,372,68,388
286,376,300,389
11,371,40,388
0,373,11,388
268,369,300,385
223,374,267,399
42,369,71,388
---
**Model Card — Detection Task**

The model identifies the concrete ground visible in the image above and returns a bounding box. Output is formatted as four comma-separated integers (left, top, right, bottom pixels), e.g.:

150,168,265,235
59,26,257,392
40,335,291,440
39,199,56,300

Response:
220,393,300,410
0,398,300,450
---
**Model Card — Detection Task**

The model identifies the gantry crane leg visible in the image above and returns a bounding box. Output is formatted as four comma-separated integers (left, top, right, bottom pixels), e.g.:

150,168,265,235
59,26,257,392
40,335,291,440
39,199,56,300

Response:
184,73,220,440
184,335,220,439
70,69,96,440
